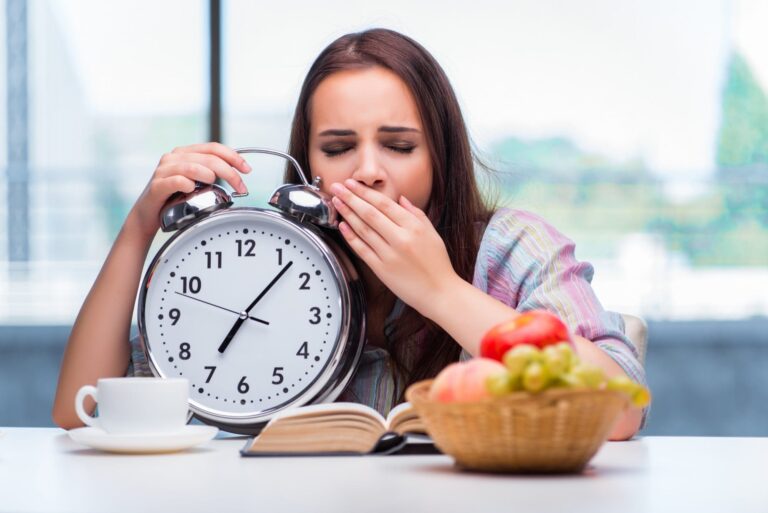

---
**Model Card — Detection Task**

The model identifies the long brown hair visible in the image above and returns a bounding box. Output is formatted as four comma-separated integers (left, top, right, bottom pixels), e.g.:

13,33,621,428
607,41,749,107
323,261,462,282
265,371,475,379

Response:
284,28,495,402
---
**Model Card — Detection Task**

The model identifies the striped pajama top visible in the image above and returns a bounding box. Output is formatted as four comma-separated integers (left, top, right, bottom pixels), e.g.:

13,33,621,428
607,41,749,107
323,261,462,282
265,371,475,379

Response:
129,207,647,426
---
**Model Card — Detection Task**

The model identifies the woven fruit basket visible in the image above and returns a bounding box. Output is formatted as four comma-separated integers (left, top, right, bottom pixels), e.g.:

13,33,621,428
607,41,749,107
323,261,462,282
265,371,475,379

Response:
405,378,629,473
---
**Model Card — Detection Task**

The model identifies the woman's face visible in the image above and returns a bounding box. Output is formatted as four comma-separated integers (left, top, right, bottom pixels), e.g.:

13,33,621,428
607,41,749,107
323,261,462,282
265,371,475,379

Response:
308,66,432,211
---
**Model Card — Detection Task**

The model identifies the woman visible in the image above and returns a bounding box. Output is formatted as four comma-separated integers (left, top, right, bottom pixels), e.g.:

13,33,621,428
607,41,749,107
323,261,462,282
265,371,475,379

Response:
53,28,647,439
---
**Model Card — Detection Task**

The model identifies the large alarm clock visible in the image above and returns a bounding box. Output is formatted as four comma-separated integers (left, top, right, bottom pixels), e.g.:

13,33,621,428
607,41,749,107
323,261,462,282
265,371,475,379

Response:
137,147,366,434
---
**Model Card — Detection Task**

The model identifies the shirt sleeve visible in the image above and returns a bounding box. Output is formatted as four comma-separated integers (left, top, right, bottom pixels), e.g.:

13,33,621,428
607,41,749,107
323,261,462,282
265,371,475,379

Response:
473,208,649,427
126,333,153,377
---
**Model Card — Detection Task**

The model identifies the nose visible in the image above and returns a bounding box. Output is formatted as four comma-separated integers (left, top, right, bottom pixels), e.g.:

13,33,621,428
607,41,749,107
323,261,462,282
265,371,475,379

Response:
350,144,386,188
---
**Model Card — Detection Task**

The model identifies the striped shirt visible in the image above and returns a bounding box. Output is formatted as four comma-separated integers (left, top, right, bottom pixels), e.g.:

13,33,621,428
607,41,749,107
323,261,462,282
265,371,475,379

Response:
129,207,647,425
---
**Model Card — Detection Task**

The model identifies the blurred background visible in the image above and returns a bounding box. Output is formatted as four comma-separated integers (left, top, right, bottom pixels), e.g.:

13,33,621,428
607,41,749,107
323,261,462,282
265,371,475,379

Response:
1,0,766,434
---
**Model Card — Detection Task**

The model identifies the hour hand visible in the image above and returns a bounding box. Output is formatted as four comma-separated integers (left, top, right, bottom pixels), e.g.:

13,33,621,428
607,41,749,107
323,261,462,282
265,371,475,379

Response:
219,318,246,354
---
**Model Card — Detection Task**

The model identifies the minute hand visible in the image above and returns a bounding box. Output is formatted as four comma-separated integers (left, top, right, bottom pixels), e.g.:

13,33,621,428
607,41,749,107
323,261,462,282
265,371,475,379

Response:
218,261,293,354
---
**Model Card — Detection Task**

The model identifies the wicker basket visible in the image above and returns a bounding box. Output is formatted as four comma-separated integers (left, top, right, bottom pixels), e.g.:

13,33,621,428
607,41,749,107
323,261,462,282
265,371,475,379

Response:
405,379,629,473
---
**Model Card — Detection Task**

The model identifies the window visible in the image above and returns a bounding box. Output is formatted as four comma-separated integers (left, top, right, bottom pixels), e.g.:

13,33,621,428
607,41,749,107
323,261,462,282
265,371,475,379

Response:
223,0,768,321
2,0,767,324
1,0,207,324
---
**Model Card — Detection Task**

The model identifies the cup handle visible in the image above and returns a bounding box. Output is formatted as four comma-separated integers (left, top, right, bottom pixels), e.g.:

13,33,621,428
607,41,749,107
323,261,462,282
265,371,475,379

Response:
74,385,100,428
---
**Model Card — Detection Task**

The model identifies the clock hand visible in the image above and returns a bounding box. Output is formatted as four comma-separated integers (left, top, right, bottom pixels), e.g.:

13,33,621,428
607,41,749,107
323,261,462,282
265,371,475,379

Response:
218,261,294,354
174,292,270,325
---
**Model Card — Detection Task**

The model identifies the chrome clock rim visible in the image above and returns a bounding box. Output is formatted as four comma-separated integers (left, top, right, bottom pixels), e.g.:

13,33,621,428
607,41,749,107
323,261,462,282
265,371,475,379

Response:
137,207,366,434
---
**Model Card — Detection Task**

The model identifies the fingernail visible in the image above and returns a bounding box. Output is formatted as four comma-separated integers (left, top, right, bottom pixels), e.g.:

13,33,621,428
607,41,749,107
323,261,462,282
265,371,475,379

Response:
344,179,357,188
330,183,344,195
242,160,252,172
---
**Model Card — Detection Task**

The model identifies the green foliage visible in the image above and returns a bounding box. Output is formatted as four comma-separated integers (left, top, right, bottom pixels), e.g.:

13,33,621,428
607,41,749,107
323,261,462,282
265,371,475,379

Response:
485,51,768,267
716,53,768,168
491,136,652,184
715,52,768,228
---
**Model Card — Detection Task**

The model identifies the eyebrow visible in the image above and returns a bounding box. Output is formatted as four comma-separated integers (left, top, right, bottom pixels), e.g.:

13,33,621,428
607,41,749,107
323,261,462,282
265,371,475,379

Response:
318,126,421,136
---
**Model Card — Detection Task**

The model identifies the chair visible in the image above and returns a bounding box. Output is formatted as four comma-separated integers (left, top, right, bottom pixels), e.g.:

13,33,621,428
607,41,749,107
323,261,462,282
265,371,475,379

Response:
620,313,648,365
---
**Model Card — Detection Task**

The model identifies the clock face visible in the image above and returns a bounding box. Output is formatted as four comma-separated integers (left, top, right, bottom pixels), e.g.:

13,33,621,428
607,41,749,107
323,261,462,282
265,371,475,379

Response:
140,209,347,422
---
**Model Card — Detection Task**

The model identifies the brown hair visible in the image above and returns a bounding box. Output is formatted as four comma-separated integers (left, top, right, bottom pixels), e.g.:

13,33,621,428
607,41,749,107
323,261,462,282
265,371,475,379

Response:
284,28,495,403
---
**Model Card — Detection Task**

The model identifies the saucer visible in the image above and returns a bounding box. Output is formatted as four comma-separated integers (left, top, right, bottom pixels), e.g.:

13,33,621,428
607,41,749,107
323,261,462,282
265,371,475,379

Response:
67,425,218,454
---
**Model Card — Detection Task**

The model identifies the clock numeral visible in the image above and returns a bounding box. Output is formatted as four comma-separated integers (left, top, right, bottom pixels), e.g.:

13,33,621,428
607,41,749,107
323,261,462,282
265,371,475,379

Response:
276,248,283,266
205,251,222,269
238,376,250,394
169,308,181,326
236,239,256,257
272,367,284,385
181,276,201,294
309,307,321,325
299,272,311,290
204,366,216,383
179,342,191,360
296,341,309,359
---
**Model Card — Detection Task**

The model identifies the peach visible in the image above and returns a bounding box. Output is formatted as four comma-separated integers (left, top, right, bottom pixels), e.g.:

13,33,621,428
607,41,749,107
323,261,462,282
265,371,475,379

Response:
429,362,463,402
429,358,508,403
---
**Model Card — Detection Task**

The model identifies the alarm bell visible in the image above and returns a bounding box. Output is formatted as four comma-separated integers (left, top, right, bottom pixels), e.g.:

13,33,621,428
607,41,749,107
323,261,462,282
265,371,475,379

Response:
159,147,339,232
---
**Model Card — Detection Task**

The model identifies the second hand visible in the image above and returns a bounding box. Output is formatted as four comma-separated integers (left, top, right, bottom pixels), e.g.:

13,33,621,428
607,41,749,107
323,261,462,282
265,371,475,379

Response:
174,291,270,325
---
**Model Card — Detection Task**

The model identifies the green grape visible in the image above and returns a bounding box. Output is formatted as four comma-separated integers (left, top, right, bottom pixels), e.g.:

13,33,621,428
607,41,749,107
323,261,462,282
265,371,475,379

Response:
542,345,568,378
485,372,514,397
502,344,541,377
607,375,651,407
522,361,550,392
553,372,586,389
554,342,576,370
606,375,636,395
632,386,652,408
571,364,606,389
607,375,633,387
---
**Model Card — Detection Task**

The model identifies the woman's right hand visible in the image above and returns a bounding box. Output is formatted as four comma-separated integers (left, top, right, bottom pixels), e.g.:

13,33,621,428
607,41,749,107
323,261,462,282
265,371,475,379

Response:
127,142,252,239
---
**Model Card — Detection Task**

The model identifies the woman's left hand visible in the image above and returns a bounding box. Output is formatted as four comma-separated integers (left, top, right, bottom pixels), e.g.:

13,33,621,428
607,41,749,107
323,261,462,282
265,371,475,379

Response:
329,179,460,316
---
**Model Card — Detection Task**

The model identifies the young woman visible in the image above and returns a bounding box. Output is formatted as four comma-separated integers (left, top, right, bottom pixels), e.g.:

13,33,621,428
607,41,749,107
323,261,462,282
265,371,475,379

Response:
53,28,647,439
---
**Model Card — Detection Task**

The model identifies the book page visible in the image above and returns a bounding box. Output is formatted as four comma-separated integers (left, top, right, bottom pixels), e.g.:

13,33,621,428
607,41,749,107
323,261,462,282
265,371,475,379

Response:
385,402,426,434
263,401,387,431
246,428,383,454
385,401,412,426
245,415,386,454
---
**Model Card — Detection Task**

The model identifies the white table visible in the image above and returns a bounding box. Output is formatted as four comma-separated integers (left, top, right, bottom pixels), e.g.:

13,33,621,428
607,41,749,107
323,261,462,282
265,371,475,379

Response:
1,429,767,513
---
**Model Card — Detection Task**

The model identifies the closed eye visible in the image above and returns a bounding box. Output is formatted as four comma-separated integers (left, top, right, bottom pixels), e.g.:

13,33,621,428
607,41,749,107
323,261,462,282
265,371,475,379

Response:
322,146,352,157
322,145,415,157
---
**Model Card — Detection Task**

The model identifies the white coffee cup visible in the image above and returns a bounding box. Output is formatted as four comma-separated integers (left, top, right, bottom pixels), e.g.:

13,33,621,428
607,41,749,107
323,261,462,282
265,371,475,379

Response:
75,377,189,434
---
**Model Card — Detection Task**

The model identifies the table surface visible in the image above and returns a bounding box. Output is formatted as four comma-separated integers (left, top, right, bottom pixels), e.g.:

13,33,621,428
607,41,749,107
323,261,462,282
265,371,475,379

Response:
1,428,767,513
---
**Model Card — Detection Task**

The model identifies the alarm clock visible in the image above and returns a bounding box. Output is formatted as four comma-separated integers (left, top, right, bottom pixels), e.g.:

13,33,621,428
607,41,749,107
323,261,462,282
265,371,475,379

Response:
137,147,366,435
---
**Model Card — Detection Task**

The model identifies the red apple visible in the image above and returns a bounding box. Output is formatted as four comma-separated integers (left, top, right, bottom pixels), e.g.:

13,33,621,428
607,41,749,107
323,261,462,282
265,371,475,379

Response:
480,310,572,362
428,358,507,402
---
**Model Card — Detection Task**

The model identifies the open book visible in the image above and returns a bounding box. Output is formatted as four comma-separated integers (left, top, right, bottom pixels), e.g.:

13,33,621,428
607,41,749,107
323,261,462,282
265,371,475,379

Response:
241,401,436,456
